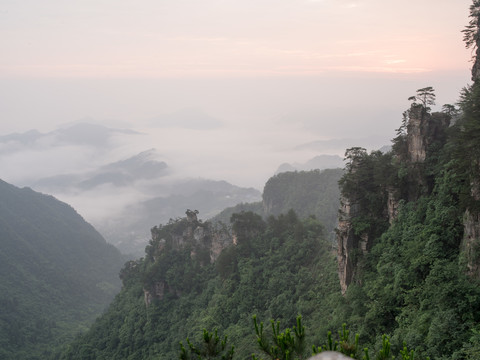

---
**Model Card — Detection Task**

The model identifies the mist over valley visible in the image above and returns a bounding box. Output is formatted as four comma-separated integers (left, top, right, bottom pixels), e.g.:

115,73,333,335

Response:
1,1,478,359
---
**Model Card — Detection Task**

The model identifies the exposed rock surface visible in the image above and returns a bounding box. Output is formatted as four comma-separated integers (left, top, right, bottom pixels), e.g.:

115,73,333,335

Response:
387,186,399,224
144,282,165,306
406,106,450,165
462,210,480,278
336,104,450,293
143,210,232,305
337,197,359,294
406,105,427,163
462,165,480,279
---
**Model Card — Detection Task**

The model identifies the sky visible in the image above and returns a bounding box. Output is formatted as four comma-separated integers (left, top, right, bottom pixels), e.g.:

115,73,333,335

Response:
0,0,474,194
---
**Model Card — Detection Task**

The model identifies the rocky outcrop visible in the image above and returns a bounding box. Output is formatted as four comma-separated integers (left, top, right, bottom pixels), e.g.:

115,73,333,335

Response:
337,197,360,294
387,187,400,224
186,209,199,222
143,210,232,305
462,163,480,279
144,282,165,306
337,104,450,294
406,106,450,164
210,227,232,262
462,210,480,278
406,105,427,163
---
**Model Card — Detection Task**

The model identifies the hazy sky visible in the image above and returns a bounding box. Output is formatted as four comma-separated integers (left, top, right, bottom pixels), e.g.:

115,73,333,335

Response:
1,0,471,78
0,0,474,192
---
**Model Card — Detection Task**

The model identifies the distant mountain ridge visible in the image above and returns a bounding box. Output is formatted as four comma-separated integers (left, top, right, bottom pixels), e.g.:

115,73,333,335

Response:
33,148,168,191
275,154,344,174
0,122,139,150
0,122,261,256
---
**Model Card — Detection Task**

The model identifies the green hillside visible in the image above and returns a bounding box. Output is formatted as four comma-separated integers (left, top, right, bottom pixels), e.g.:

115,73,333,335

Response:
262,168,343,238
0,180,125,359
211,168,343,240
55,210,340,359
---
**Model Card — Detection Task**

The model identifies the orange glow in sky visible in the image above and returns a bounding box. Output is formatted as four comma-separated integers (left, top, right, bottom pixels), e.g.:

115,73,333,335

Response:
0,0,472,78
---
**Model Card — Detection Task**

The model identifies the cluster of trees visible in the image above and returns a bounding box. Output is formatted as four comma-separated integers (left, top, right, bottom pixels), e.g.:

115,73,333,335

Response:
262,169,343,239
183,64,480,359
339,147,394,242
54,211,342,359
329,2,480,354
213,168,343,242
337,167,480,358
181,318,425,360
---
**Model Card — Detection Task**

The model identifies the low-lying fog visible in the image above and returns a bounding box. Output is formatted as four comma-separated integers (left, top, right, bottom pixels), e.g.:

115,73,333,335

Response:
0,74,470,254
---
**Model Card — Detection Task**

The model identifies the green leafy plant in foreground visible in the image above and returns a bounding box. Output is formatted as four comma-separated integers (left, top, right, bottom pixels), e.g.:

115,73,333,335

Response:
252,315,306,360
312,327,426,360
312,323,359,359
181,316,430,360
179,328,235,360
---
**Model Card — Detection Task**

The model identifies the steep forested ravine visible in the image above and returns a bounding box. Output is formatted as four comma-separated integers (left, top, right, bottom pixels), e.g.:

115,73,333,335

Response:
0,180,125,359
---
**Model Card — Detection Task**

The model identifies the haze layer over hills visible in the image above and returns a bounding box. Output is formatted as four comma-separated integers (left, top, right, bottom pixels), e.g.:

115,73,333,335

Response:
0,121,348,255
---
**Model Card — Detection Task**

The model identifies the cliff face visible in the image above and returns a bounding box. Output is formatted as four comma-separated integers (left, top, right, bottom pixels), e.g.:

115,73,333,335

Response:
462,162,480,279
143,210,232,305
406,105,427,163
387,186,400,224
462,210,480,278
337,197,361,294
461,3,480,279
336,104,450,294
407,107,450,163
403,107,450,201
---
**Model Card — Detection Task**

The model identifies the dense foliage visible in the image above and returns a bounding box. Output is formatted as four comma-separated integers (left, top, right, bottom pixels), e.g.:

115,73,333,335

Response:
55,211,341,359
213,168,343,241
210,201,264,228
0,180,125,359
180,316,429,360
339,147,394,243
338,169,480,359
333,62,480,359
262,169,343,239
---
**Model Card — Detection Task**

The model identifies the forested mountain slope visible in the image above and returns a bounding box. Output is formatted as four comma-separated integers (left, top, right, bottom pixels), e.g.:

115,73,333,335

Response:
331,2,480,356
55,210,340,359
0,180,125,359
262,168,343,238
212,168,343,240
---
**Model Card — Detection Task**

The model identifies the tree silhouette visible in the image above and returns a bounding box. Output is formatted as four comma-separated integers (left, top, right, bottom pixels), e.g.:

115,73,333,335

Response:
408,87,435,111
